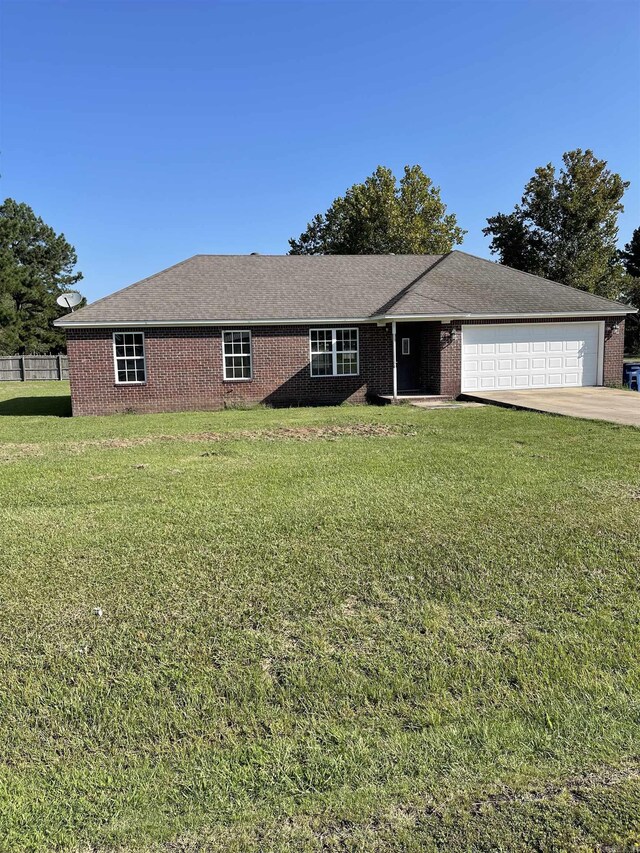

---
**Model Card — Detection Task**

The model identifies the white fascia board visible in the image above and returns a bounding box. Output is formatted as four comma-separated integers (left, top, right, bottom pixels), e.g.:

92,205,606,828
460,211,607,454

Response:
54,307,635,329
381,309,634,321
54,316,375,329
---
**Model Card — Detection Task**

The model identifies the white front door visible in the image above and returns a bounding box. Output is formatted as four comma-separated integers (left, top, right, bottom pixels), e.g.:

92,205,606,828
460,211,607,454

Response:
461,322,603,392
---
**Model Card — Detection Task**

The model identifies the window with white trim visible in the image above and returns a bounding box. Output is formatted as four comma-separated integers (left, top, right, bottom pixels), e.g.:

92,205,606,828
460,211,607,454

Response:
310,328,359,377
113,332,146,383
223,330,252,380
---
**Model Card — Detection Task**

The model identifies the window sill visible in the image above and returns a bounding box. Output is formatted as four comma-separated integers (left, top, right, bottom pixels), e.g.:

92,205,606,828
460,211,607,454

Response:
223,378,253,383
310,373,360,379
115,381,147,386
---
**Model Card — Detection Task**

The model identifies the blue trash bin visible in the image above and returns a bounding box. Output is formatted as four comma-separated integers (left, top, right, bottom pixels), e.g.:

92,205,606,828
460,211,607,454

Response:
623,362,640,388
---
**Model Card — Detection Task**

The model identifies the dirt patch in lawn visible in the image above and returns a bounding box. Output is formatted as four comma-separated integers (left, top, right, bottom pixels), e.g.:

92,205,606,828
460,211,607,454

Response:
0,443,44,462
0,423,412,462
160,761,640,851
227,424,407,442
77,423,407,449
463,761,640,812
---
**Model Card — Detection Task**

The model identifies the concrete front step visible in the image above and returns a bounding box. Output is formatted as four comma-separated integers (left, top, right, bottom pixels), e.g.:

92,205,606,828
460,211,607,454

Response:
376,393,452,405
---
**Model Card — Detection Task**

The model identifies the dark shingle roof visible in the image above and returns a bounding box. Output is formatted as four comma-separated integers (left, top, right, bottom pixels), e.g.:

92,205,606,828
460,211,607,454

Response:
55,251,631,327
387,251,631,316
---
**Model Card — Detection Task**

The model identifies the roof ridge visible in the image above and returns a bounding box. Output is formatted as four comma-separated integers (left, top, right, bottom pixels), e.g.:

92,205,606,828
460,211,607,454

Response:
382,251,480,316
191,253,441,258
451,250,629,311
372,253,449,315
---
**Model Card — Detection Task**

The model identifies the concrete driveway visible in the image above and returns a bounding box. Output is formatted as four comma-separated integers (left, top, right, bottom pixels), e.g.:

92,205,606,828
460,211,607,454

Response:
464,387,640,427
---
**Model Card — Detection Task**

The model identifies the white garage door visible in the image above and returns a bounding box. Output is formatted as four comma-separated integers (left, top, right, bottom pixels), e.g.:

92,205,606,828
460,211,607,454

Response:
461,322,602,392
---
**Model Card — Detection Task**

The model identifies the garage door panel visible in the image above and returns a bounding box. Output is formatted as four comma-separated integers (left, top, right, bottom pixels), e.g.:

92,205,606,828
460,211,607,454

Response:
461,323,601,392
480,376,497,389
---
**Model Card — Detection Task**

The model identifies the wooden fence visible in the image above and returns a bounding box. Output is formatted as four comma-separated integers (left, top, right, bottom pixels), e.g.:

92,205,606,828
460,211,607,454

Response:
0,355,69,381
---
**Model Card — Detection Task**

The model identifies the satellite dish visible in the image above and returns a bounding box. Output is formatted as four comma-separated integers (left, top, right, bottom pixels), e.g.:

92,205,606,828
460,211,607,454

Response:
56,291,83,310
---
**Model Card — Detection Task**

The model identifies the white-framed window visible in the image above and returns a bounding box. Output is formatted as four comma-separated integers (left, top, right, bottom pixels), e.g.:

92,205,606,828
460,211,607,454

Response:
222,330,252,380
309,327,359,377
113,331,146,384
401,337,410,355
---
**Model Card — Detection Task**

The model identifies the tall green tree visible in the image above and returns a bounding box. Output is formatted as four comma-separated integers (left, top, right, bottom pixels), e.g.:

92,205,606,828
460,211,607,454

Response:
0,198,83,354
621,226,640,279
483,149,629,298
289,165,465,255
620,226,640,354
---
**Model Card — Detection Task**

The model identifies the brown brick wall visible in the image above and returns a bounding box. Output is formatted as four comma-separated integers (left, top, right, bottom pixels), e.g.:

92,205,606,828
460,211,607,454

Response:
66,324,394,416
438,322,462,398
603,317,625,385
66,315,626,415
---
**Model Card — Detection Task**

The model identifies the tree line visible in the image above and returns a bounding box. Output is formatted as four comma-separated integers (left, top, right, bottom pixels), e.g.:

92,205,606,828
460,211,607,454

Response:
289,151,640,350
2,148,639,355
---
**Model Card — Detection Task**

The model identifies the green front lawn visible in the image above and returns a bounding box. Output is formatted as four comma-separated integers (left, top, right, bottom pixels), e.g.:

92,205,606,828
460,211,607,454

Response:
0,382,638,851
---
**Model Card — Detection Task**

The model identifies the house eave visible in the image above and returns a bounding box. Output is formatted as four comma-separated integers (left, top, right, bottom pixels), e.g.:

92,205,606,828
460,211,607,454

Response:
55,306,635,330
380,309,635,321
54,316,377,329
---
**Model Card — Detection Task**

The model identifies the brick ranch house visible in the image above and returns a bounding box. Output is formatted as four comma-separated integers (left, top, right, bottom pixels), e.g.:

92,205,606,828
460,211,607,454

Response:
55,251,633,416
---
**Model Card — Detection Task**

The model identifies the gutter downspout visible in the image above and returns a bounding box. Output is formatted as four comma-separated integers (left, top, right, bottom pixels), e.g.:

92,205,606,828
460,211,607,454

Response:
392,320,398,401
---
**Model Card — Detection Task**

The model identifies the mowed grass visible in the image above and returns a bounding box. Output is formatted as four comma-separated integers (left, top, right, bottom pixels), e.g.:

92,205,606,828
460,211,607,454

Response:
0,382,639,852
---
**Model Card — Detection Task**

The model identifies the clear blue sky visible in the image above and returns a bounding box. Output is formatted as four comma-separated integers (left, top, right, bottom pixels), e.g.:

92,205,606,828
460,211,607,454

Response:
2,0,639,302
